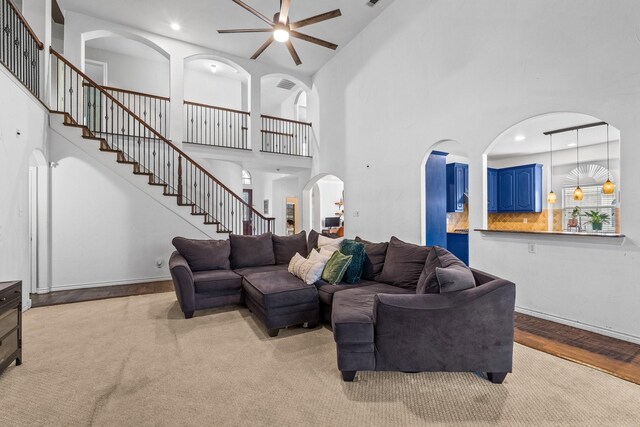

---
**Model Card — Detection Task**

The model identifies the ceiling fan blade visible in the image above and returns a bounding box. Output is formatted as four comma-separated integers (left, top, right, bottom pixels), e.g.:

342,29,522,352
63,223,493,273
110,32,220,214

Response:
290,9,342,30
285,40,302,66
232,0,273,26
279,0,291,24
250,38,274,60
289,31,338,50
218,28,273,34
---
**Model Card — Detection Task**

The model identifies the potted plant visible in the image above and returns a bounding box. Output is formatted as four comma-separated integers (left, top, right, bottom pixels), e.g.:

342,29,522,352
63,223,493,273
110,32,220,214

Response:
568,206,581,228
583,210,610,231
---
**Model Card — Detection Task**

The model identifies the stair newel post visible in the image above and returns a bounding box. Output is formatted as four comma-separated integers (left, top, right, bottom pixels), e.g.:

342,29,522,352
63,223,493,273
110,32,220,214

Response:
177,154,183,204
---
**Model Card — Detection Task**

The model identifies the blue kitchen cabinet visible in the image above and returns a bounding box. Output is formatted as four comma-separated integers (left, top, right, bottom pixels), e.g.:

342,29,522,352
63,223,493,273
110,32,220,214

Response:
487,168,498,213
496,164,543,213
446,163,468,213
447,232,469,265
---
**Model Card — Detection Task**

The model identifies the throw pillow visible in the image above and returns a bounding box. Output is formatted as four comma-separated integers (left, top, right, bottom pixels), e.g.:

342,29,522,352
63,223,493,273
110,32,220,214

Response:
273,231,308,265
340,239,366,284
229,232,276,269
435,265,476,293
293,250,331,285
377,236,430,290
171,237,231,272
355,237,388,281
321,251,353,285
288,253,307,275
416,246,470,294
318,247,336,259
318,235,344,253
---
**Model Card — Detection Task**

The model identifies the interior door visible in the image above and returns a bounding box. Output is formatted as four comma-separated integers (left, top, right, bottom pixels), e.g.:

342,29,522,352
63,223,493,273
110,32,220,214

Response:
242,189,253,235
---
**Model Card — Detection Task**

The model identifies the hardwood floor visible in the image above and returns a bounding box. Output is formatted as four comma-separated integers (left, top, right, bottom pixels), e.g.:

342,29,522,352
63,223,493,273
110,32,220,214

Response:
29,285,640,385
30,280,174,308
515,312,640,385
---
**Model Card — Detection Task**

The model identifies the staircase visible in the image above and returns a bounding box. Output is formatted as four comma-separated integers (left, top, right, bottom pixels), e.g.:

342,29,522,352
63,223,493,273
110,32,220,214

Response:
49,48,274,236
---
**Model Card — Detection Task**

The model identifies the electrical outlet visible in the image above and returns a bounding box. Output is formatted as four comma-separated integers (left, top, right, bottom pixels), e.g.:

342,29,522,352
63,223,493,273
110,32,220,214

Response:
528,243,536,254
156,258,164,268
353,211,360,217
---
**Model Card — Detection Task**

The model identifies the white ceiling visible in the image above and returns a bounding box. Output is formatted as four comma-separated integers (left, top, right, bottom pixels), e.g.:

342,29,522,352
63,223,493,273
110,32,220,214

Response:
489,113,621,160
59,0,396,75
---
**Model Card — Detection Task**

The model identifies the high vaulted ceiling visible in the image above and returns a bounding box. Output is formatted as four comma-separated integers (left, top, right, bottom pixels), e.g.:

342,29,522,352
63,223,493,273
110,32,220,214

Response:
58,0,396,75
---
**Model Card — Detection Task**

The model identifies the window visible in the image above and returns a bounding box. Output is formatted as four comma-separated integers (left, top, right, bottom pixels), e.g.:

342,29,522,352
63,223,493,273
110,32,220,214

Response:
562,185,616,233
242,170,251,186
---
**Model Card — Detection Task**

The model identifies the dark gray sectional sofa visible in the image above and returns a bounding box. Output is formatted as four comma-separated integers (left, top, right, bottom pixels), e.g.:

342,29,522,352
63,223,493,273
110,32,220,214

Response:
169,231,515,384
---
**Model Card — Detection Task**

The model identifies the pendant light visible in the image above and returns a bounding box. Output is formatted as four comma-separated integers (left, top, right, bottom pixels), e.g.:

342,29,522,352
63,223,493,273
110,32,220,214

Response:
573,129,584,201
602,124,615,195
547,134,557,204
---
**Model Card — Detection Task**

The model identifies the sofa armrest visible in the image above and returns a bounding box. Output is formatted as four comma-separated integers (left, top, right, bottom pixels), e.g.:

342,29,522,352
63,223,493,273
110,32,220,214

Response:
169,251,196,314
372,279,516,372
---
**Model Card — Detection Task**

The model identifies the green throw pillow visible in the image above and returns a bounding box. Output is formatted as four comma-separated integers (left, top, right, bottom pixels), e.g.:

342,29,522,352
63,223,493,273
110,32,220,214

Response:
340,239,366,284
322,251,353,285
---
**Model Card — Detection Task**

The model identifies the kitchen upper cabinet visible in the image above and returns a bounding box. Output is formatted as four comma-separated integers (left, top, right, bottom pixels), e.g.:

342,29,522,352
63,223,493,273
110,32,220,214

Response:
494,164,543,213
487,168,498,213
446,163,468,213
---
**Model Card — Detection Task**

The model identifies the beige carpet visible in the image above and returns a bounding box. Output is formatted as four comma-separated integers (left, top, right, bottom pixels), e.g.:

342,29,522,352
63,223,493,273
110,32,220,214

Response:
1,293,639,426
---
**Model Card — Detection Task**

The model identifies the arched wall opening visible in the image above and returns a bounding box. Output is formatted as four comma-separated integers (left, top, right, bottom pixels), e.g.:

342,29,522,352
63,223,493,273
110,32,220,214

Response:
421,140,470,264
260,74,311,120
302,174,344,234
483,112,621,234
182,55,250,147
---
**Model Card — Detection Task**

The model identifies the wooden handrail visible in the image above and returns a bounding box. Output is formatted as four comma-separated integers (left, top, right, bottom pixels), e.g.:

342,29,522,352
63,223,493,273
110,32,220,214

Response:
99,84,170,102
6,0,44,49
184,100,250,116
50,47,274,222
261,114,312,126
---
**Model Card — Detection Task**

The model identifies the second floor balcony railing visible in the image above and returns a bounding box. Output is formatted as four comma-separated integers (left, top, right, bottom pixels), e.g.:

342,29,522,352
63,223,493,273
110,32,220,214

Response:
184,100,249,150
261,115,312,157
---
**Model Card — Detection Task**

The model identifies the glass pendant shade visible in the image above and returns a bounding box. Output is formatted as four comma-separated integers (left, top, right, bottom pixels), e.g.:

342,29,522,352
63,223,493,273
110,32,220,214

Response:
602,179,615,195
573,186,584,201
547,191,557,204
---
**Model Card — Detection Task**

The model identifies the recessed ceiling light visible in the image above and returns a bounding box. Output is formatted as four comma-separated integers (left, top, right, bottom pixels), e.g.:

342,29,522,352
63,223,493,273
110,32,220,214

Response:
514,135,526,142
171,22,181,31
568,143,577,147
210,64,217,73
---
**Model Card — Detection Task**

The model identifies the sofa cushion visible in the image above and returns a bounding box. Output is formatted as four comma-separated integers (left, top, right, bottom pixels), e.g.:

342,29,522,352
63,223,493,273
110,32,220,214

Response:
242,270,318,309
377,236,430,290
315,280,379,306
318,235,344,254
307,229,320,254
435,265,476,293
340,239,366,284
272,231,308,265
293,249,331,285
172,237,231,272
234,264,288,277
331,283,413,344
417,246,467,294
322,251,353,284
193,270,242,294
229,232,275,269
355,237,388,281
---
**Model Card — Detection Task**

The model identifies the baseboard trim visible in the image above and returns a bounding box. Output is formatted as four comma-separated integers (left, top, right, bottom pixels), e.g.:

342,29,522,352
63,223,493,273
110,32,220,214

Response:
46,276,172,292
515,306,640,345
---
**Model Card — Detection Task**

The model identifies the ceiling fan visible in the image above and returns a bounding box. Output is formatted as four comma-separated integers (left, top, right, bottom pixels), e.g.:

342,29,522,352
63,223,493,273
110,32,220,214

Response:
218,0,342,66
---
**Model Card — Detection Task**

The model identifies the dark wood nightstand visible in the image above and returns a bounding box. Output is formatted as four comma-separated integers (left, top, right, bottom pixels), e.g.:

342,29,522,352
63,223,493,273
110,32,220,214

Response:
0,281,22,375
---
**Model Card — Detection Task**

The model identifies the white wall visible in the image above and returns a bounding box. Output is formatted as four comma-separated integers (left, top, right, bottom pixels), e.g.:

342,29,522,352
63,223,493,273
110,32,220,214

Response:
85,47,170,96
0,68,48,307
48,131,209,290
313,0,640,343
183,64,244,110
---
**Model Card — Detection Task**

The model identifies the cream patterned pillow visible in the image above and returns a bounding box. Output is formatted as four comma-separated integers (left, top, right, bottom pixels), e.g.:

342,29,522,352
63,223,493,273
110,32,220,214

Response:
288,253,307,275
293,250,331,284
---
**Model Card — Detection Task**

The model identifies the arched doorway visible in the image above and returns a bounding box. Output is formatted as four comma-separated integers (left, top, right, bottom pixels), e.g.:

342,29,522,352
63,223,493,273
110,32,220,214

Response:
302,174,344,234
421,140,470,264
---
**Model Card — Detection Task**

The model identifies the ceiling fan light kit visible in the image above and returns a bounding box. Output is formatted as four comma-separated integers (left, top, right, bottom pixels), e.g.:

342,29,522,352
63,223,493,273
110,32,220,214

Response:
218,0,342,66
